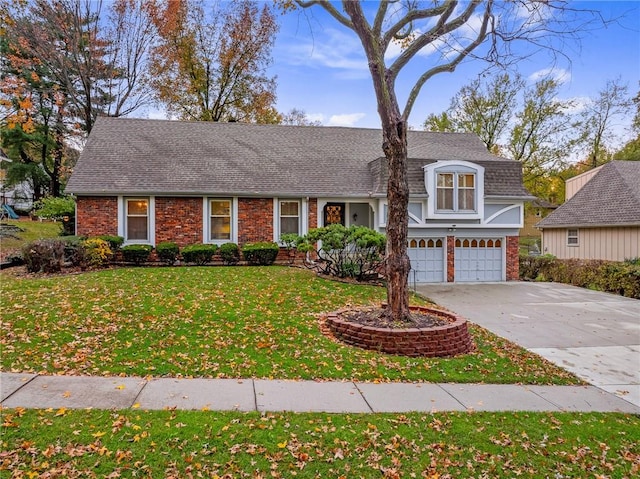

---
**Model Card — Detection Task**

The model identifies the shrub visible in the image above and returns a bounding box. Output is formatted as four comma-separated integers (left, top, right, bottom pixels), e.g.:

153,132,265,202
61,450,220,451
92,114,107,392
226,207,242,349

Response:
121,244,153,265
82,238,113,268
181,244,217,265
242,242,280,265
297,224,386,280
279,233,301,264
219,242,240,265
519,255,640,299
62,236,87,267
32,196,75,220
22,239,66,273
97,235,124,252
156,242,180,265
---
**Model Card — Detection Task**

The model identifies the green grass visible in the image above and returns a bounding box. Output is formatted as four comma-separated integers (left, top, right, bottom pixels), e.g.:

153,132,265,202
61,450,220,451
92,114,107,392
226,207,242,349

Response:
1,266,580,384
0,219,61,257
1,408,638,478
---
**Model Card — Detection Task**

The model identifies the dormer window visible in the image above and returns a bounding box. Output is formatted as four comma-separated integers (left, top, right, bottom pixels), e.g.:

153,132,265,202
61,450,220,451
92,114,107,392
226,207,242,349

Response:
424,161,484,219
437,172,476,212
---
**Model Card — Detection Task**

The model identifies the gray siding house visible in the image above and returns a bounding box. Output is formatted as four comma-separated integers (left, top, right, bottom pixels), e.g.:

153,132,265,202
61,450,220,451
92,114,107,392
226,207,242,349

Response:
66,117,534,282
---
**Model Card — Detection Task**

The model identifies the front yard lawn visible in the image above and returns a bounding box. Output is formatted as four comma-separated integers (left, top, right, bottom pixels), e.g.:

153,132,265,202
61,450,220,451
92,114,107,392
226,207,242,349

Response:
1,408,638,478
1,266,580,384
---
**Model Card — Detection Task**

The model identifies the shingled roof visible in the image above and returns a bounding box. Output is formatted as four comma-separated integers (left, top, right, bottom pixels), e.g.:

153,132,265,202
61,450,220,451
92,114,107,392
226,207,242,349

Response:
537,161,640,228
67,117,531,199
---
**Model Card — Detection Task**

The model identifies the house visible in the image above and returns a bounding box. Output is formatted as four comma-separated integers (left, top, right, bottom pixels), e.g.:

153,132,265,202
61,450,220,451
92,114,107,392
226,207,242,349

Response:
65,117,534,282
536,161,640,261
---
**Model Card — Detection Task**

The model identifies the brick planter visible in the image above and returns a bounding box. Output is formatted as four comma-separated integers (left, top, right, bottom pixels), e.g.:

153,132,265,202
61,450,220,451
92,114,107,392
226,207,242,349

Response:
324,305,473,357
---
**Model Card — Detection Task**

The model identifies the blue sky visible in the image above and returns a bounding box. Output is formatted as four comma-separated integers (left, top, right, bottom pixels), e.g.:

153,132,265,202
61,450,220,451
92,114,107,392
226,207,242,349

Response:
269,1,640,136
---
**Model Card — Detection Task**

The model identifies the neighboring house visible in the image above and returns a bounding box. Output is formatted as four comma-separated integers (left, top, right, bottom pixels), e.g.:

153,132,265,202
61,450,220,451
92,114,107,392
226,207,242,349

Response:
0,149,34,212
66,117,534,283
537,161,640,261
522,198,558,237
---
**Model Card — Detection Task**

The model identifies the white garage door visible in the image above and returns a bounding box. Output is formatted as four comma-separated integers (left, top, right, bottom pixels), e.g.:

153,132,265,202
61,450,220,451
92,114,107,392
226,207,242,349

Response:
455,238,503,282
408,238,445,283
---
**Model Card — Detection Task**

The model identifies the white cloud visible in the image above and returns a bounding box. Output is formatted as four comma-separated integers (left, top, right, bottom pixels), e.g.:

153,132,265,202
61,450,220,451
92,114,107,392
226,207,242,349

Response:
282,28,368,77
561,96,591,115
327,113,366,127
306,113,325,123
528,67,571,85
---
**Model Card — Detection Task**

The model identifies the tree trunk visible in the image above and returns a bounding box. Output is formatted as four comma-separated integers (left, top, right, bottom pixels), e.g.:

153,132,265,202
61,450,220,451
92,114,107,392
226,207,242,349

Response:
382,118,412,322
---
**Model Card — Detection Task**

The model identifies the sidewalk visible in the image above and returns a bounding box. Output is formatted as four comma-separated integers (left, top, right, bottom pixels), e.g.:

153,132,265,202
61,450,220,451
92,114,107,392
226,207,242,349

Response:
2,373,639,414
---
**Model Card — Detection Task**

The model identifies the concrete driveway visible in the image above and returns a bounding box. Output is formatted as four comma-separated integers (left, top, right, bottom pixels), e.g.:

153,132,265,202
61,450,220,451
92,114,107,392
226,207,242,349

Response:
416,282,640,407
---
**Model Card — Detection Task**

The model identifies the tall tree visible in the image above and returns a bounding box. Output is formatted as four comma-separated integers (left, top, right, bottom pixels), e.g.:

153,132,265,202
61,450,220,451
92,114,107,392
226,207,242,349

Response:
424,73,524,154
281,108,322,126
148,0,279,123
290,0,602,322
578,78,633,168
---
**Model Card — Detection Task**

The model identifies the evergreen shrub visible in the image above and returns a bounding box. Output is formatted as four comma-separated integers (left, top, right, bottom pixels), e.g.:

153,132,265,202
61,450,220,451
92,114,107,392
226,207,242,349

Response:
121,244,153,265
242,242,280,265
219,242,240,265
156,242,180,265
181,244,217,265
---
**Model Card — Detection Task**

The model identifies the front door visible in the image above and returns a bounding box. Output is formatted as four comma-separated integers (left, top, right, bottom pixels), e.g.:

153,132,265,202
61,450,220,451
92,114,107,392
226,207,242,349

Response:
323,202,345,226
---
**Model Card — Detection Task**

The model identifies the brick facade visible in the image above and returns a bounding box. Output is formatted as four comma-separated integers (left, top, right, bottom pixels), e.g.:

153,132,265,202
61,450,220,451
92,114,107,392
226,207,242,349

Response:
446,235,455,282
155,197,202,247
76,196,118,237
506,235,520,281
238,198,274,244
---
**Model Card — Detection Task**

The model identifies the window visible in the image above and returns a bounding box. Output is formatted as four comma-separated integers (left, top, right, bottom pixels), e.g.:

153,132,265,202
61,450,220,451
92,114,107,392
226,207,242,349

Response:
126,198,148,241
436,172,475,211
210,199,231,241
567,229,579,246
280,200,300,235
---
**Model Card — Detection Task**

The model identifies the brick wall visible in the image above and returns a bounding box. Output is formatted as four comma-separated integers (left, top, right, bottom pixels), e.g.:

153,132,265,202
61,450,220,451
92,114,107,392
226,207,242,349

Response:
446,235,455,282
238,198,273,244
308,198,318,229
155,197,203,247
506,235,520,281
76,196,118,237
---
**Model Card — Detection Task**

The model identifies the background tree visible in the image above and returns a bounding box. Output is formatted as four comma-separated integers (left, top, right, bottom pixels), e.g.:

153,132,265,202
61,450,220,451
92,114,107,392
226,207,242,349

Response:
281,108,322,126
578,78,632,169
0,0,154,198
424,73,524,154
290,0,601,322
148,0,279,123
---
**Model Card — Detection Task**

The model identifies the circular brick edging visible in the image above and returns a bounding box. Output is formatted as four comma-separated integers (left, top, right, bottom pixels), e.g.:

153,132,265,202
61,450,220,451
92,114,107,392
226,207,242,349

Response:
324,305,474,357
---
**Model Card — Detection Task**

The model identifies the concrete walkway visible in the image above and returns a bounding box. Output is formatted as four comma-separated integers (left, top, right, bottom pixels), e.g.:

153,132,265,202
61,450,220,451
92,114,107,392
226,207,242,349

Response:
2,372,639,413
417,281,640,408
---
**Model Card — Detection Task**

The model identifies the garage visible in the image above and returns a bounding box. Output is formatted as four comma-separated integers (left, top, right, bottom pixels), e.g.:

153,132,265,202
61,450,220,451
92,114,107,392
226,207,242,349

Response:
454,238,504,282
408,238,445,283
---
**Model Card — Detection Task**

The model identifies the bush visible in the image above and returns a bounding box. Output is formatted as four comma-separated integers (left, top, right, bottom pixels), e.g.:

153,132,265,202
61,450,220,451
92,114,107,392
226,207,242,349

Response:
242,242,280,265
279,233,301,264
156,242,180,265
22,239,66,273
82,238,113,268
97,235,124,252
219,242,240,265
181,244,217,265
61,236,87,266
33,196,75,220
121,244,153,265
519,255,640,299
297,224,386,280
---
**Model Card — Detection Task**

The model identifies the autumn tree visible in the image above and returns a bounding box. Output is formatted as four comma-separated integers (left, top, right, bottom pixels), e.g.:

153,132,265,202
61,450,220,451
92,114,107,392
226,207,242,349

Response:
148,0,279,123
0,0,154,197
424,73,524,154
290,1,602,322
578,78,633,168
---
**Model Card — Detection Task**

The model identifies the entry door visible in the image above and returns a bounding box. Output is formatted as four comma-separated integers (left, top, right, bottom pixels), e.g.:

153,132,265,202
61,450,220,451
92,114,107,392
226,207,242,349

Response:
324,203,345,226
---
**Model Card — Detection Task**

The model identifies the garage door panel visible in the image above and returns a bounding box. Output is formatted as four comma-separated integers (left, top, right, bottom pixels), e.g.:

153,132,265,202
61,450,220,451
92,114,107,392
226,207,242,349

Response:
455,237,503,282
408,238,445,283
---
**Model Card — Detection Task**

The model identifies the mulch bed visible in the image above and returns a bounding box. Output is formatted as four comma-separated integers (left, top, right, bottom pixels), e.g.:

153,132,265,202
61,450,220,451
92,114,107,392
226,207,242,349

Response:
337,305,450,329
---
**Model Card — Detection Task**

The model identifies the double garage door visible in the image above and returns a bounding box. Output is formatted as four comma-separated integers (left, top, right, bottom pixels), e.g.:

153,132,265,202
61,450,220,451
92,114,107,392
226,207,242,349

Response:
408,237,504,283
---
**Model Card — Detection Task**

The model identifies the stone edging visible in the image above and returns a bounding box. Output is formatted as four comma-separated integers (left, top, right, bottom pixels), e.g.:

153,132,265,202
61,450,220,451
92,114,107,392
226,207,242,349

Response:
324,305,474,357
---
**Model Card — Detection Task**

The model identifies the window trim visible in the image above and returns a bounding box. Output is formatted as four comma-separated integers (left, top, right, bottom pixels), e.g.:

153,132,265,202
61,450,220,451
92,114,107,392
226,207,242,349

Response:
567,228,579,246
423,161,484,220
205,197,236,244
278,199,301,237
119,196,155,245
